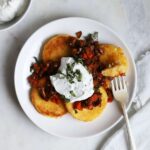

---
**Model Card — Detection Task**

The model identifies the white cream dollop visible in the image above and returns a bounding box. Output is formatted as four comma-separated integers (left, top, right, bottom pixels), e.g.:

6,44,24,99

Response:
50,57,94,103
0,0,27,24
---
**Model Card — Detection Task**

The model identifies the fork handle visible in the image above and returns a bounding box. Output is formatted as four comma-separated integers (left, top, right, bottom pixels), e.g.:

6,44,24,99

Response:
121,103,136,150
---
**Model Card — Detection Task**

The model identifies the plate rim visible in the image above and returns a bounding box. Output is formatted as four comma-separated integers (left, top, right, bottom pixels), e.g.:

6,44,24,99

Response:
14,17,137,139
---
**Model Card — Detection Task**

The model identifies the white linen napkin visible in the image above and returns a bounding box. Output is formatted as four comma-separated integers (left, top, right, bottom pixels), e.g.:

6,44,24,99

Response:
101,101,150,150
101,51,150,150
133,51,150,110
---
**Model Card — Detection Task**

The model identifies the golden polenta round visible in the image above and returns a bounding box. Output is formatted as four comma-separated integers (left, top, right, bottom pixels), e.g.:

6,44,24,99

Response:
30,88,67,117
42,35,71,62
65,87,108,122
99,44,128,77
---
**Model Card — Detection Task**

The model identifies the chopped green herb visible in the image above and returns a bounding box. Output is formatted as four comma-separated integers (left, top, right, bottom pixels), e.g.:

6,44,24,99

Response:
66,63,75,73
66,63,76,84
91,32,98,41
58,70,66,78
58,61,82,84
67,64,72,71
60,95,70,103
75,69,82,82
74,57,84,65
33,57,40,64
68,79,74,84
70,90,76,97
94,86,99,92
58,71,67,79
74,109,78,113
66,64,73,75
65,98,70,103
30,63,34,72
71,62,75,68
30,57,40,72
60,95,66,100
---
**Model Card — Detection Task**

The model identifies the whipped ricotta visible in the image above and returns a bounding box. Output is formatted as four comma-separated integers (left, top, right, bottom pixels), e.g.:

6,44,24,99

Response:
0,0,27,24
50,57,94,103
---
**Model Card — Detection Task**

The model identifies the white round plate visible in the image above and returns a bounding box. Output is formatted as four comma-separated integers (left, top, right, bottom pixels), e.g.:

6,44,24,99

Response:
14,17,137,138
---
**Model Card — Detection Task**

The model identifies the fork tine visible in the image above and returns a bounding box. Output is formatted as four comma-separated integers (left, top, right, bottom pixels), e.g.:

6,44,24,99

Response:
118,76,122,90
122,76,127,90
111,80,115,92
115,77,119,90
114,77,119,90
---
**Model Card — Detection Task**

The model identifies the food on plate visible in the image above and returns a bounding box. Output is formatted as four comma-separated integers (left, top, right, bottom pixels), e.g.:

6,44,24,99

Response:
30,87,67,117
66,87,107,121
42,35,71,62
50,57,94,102
28,31,128,121
28,59,68,117
99,44,128,77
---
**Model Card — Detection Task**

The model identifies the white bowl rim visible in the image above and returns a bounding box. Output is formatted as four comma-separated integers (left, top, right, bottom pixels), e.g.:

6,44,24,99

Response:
0,0,32,31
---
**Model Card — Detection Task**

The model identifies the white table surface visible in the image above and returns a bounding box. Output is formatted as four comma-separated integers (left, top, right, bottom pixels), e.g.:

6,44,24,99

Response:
0,0,150,150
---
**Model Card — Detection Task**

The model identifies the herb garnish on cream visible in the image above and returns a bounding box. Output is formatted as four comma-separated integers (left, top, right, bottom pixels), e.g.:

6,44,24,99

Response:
50,57,94,102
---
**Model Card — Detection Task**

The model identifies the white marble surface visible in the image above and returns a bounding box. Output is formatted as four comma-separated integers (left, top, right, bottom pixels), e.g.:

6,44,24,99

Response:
0,0,150,150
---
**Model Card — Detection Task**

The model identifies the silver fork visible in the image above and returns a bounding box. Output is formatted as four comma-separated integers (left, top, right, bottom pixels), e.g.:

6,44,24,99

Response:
111,76,136,150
